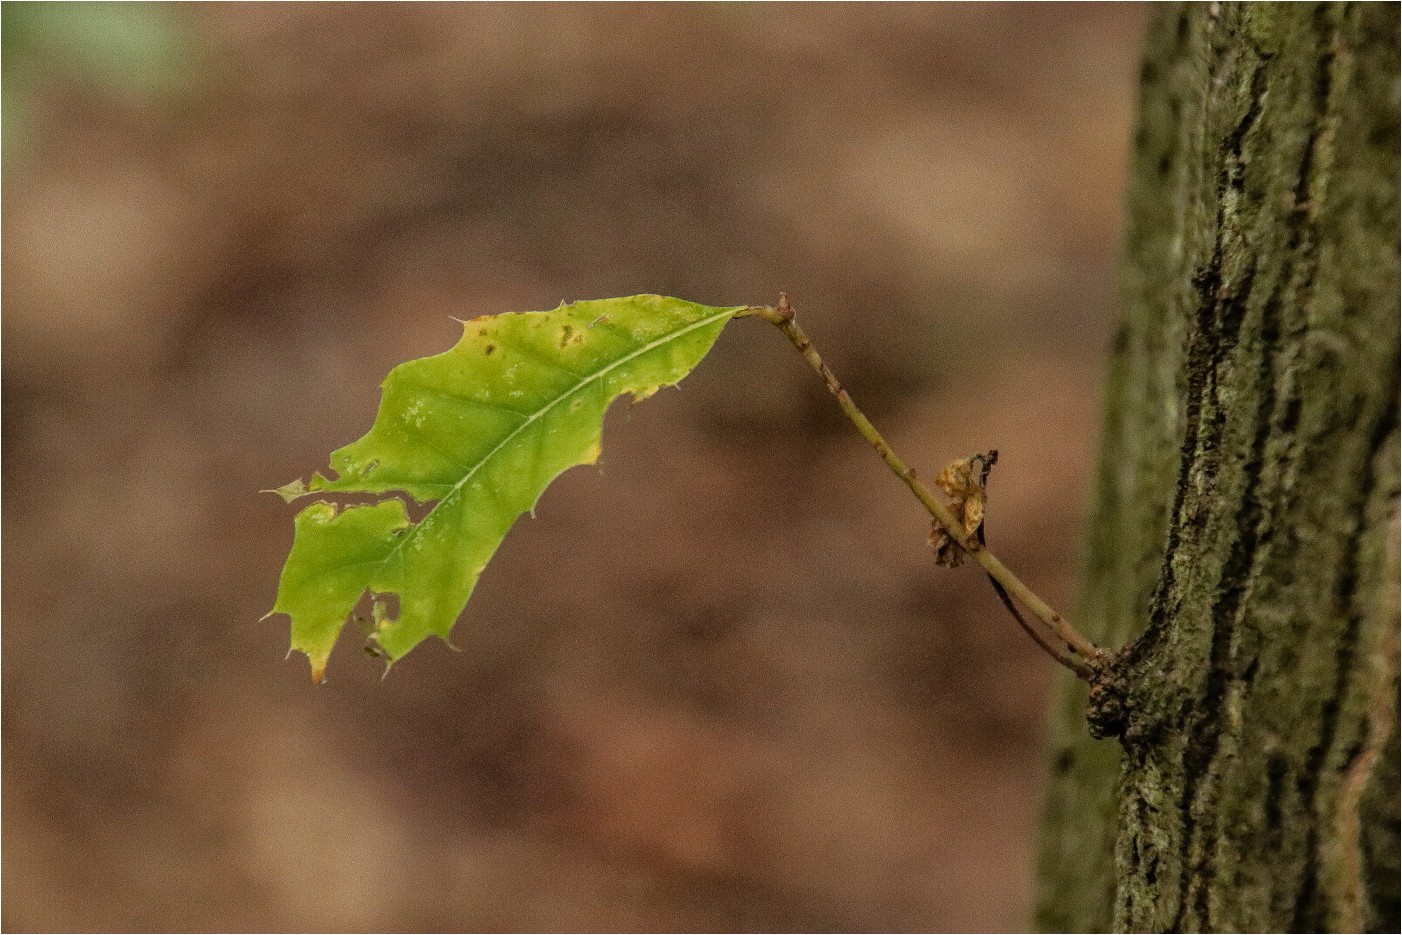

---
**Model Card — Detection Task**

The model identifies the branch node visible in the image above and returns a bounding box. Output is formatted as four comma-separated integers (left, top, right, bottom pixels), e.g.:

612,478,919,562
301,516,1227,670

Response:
775,291,796,322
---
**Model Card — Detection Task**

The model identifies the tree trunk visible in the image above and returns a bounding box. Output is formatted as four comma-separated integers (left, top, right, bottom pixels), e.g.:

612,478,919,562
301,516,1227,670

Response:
1035,4,1399,932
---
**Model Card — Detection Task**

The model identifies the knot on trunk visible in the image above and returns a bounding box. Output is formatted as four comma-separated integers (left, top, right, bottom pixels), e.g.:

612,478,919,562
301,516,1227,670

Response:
1085,658,1133,740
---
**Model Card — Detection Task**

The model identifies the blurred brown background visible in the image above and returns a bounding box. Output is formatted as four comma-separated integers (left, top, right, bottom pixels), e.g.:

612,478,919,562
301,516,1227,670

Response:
3,4,1147,931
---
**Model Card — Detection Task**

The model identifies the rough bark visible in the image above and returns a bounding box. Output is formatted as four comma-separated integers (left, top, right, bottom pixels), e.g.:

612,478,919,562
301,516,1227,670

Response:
1036,4,1399,932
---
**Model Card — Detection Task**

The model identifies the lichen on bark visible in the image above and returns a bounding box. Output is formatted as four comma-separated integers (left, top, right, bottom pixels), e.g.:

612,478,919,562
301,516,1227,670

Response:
1036,4,1400,932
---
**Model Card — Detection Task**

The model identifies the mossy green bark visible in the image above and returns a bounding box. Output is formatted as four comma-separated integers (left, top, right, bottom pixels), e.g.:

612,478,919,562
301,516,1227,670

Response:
1036,4,1399,931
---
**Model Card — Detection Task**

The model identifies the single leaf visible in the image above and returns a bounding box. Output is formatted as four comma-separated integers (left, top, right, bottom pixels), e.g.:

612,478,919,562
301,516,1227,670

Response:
269,295,744,682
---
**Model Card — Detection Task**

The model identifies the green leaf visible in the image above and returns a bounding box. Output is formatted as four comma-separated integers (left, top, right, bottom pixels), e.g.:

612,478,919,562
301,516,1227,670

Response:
269,295,744,682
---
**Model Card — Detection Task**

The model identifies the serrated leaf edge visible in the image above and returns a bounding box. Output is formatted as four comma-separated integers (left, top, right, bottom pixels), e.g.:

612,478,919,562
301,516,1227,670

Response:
337,306,737,601
273,301,741,679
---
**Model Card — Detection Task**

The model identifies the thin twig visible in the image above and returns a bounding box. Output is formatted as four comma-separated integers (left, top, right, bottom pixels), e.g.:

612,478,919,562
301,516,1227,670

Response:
984,570,1095,677
974,453,1097,678
738,297,1106,678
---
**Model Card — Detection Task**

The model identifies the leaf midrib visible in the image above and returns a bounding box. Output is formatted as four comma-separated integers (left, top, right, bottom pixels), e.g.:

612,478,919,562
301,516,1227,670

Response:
365,307,734,593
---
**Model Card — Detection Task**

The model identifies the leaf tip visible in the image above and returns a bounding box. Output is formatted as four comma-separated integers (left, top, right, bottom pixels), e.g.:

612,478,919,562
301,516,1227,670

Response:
307,653,330,685
291,645,331,685
265,478,309,503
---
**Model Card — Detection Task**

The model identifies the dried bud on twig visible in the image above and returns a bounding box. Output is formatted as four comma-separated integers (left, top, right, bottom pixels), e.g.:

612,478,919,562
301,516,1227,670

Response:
929,451,997,567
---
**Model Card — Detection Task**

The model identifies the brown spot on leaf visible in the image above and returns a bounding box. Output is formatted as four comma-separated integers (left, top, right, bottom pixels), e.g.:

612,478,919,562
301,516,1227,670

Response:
484,344,496,355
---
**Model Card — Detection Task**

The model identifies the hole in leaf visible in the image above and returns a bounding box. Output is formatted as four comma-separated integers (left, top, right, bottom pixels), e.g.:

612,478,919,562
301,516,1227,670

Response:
371,592,401,630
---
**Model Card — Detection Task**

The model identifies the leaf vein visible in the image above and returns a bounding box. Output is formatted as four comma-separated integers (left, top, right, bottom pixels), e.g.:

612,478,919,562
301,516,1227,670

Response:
369,309,733,582
495,333,588,381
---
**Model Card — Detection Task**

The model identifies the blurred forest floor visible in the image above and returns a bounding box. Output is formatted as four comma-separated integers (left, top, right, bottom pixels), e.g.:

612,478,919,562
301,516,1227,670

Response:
3,4,1147,931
